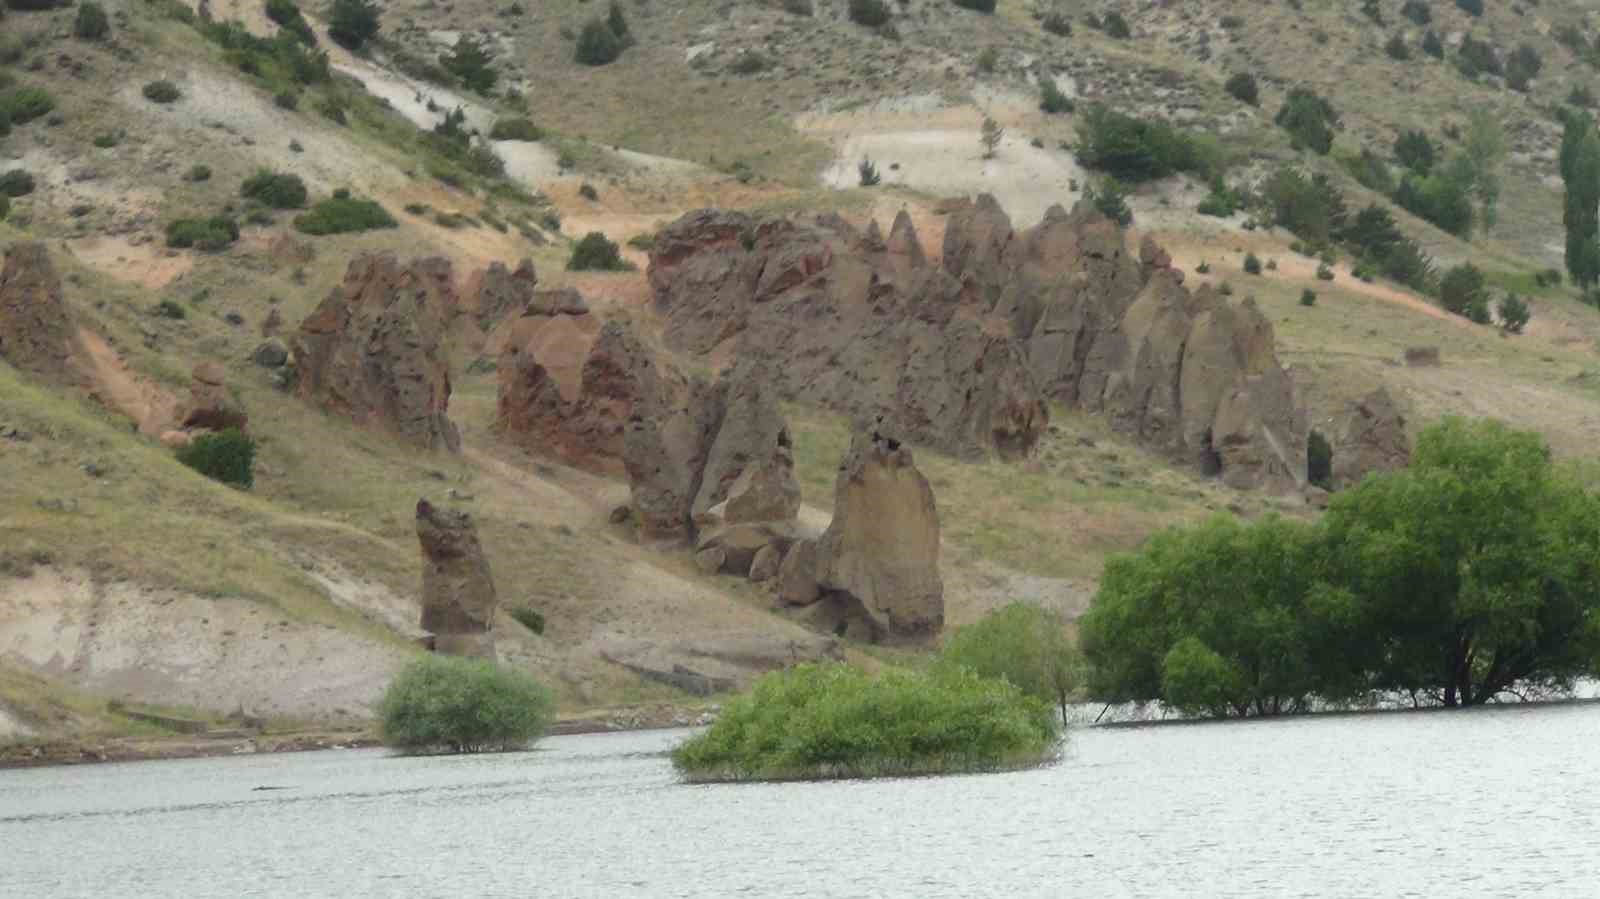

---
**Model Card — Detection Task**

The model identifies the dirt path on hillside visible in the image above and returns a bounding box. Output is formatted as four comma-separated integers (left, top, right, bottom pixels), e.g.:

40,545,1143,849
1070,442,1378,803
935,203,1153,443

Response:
75,330,181,435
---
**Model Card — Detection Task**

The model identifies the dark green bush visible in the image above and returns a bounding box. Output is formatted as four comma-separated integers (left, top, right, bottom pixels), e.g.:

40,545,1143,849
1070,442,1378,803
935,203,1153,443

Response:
0,168,35,197
1275,87,1339,155
378,655,554,754
0,86,55,125
858,157,881,186
1505,44,1542,92
74,1,109,40
489,117,543,141
175,428,255,488
265,0,317,47
1400,0,1430,25
1041,12,1071,37
154,299,186,319
1301,288,1318,307
567,231,632,271
0,194,8,222
1394,172,1474,238
728,50,770,75
1316,264,1335,281
606,1,632,46
1074,104,1222,182
1101,11,1130,39
670,663,1060,782
1498,293,1530,333
1039,75,1072,114
950,0,996,13
92,132,119,148
509,607,545,634
1455,34,1500,79
1385,34,1410,61
848,0,889,27
240,170,308,209
1422,30,1444,59
1393,129,1435,175
1439,263,1487,318
274,90,299,110
441,35,497,94
293,195,398,235
166,216,240,251
575,18,624,65
1243,252,1262,275
1261,166,1347,244
1307,430,1331,487
328,0,380,51
1455,0,1482,16
1224,72,1258,106
1341,146,1395,194
1086,178,1132,227
143,80,182,104
1196,180,1240,217
185,164,212,182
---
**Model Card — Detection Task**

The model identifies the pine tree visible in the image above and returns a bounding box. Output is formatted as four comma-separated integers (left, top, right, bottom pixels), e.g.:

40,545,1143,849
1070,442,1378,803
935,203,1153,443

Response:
1563,119,1600,287
980,116,1004,159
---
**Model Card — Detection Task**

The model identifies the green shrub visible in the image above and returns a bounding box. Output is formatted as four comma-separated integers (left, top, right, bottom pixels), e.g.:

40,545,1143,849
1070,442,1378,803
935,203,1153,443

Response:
1498,293,1530,333
1224,72,1258,106
1341,146,1396,194
975,47,998,74
175,428,256,488
1086,178,1132,227
1243,252,1262,275
1261,166,1347,244
1041,12,1070,37
950,0,996,13
1455,34,1500,79
240,170,308,209
489,117,543,141
274,90,299,110
1439,263,1487,318
0,168,35,197
378,655,554,754
1400,0,1431,26
74,1,109,40
1195,260,1210,274
1196,181,1240,217
729,50,771,75
165,216,240,251
848,0,889,27
1569,85,1597,109
154,298,186,319
1422,30,1444,59
185,164,212,182
1275,87,1339,155
575,17,623,65
328,0,380,51
1039,75,1072,114
1505,44,1542,92
1300,288,1318,307
0,86,55,125
567,231,632,271
1385,34,1410,61
0,194,7,222
92,132,119,148
143,80,182,104
606,0,633,46
935,602,1083,722
1316,263,1335,281
1454,0,1482,16
857,157,881,186
1074,104,1222,182
670,663,1060,782
1101,11,1130,39
265,0,317,47
293,195,398,235
1394,171,1474,238
441,35,497,94
509,607,545,634
1394,129,1435,175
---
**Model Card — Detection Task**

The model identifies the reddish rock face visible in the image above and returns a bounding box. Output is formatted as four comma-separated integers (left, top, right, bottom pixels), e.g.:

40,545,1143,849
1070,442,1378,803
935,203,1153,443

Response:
292,254,461,452
415,499,497,659
0,242,84,385
646,194,1310,490
180,361,247,432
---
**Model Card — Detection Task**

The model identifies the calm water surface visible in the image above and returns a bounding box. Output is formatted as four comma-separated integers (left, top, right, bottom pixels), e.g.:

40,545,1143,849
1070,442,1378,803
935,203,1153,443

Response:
3,703,1598,898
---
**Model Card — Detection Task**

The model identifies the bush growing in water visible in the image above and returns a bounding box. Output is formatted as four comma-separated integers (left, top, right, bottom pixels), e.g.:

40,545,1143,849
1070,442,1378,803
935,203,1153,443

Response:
240,170,308,209
935,602,1082,723
143,80,182,104
670,663,1060,782
378,655,554,754
567,231,632,271
293,194,398,235
176,428,256,488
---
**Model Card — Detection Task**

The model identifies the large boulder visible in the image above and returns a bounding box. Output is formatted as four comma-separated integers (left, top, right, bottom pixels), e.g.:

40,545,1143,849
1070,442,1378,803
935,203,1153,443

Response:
623,360,724,545
812,423,944,642
180,361,248,432
458,258,537,351
0,243,84,385
691,362,799,525
415,499,496,658
1331,387,1411,490
292,254,461,452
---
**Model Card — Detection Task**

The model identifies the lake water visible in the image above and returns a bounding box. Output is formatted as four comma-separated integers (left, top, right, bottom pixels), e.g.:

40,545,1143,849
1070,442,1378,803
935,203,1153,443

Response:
4,703,1599,898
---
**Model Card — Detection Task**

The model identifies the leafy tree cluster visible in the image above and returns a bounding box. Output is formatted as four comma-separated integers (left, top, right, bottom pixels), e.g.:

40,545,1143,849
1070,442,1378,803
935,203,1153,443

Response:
378,655,554,754
240,170,308,209
1275,87,1339,155
935,603,1084,724
1082,418,1600,717
423,107,506,179
166,215,240,251
568,231,633,271
293,193,398,234
1074,104,1224,183
329,0,380,52
441,35,497,95
1085,178,1132,227
670,663,1059,781
195,19,332,94
576,2,634,65
1259,167,1436,294
1561,110,1600,288
1438,262,1492,324
0,86,53,128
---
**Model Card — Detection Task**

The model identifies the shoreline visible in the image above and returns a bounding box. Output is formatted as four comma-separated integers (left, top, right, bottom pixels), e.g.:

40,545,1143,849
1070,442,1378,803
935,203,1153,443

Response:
0,704,714,771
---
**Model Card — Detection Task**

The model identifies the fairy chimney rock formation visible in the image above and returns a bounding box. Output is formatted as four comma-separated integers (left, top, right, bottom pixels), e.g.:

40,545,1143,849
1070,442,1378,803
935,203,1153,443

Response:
0,242,84,385
415,499,497,658
180,361,248,432
811,424,944,641
293,254,461,451
1331,387,1411,489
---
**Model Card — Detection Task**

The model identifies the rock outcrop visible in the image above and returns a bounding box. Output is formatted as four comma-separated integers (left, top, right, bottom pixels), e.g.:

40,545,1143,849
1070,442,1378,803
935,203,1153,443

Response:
497,318,648,474
647,197,1309,490
0,243,84,385
292,254,460,452
415,499,496,658
179,361,247,432
459,258,538,350
1331,387,1411,490
780,423,944,642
